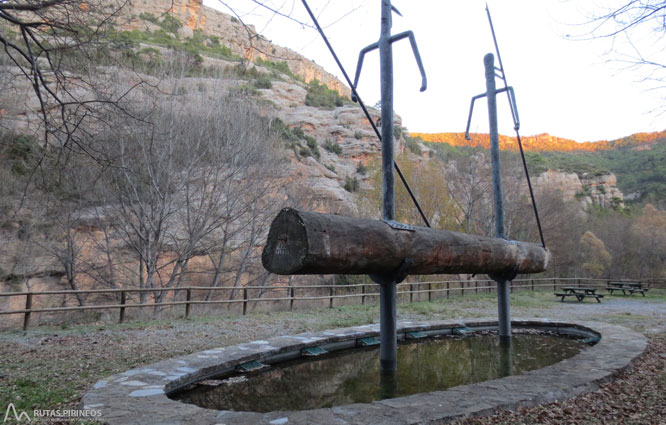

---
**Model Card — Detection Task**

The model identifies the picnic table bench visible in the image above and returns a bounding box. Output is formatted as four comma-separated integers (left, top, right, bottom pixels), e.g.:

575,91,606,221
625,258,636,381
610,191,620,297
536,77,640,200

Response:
555,287,604,303
606,281,648,296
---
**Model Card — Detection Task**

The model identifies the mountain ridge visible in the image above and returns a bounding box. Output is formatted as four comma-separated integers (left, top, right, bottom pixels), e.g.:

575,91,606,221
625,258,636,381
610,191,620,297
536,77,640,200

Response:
412,129,666,152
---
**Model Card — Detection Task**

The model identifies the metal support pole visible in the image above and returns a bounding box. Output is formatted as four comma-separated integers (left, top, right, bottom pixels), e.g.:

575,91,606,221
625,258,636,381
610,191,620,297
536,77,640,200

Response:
486,53,505,239
379,281,397,373
378,0,397,376
485,53,512,339
497,279,511,340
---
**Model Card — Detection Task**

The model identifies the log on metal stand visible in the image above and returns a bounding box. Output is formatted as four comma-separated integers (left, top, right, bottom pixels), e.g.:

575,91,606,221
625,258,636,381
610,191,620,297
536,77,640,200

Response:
262,208,550,277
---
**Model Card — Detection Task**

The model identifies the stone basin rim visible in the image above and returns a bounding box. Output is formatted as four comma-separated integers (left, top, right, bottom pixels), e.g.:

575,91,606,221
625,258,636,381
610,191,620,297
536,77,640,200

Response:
81,318,647,425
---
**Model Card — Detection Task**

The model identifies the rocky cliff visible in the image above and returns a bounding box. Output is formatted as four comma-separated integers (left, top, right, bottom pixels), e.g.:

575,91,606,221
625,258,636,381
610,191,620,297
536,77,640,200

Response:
533,171,624,210
125,0,350,97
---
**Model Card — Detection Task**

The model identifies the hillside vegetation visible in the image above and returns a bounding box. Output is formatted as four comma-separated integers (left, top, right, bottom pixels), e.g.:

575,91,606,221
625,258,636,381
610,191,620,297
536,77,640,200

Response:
413,131,666,207
413,129,666,152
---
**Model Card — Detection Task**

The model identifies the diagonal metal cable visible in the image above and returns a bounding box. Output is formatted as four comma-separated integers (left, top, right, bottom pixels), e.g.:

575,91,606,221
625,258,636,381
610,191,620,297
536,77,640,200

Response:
300,0,431,228
487,5,546,248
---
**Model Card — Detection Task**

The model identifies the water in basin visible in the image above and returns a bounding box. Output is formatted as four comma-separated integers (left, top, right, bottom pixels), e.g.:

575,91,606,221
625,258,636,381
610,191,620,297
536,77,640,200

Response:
173,332,587,412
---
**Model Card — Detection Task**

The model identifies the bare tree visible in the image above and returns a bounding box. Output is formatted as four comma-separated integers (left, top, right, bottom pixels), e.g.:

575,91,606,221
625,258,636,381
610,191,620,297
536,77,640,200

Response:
0,1,138,149
93,83,283,307
578,1,666,108
445,152,494,236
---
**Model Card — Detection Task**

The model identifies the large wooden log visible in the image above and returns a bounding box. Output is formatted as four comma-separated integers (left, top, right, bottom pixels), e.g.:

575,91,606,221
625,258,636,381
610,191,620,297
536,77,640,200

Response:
262,208,550,277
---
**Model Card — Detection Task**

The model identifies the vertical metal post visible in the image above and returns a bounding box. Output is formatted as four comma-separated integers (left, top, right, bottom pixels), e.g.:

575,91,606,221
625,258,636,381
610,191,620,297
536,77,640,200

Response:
428,283,432,302
329,286,334,308
497,279,511,338
23,293,32,331
378,0,397,376
446,281,450,298
485,53,512,340
486,53,505,239
242,288,248,315
361,284,366,305
379,280,397,373
119,291,126,324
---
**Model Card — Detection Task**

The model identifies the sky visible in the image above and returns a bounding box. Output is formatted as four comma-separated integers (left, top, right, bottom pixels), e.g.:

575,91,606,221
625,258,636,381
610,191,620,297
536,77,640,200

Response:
203,0,665,143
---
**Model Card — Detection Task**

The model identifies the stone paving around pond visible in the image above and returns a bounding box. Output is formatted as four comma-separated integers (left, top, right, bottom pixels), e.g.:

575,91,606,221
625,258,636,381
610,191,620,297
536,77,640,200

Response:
81,318,647,425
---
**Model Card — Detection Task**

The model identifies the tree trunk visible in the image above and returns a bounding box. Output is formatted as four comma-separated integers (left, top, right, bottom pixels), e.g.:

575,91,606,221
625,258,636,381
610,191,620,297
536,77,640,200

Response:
263,208,550,277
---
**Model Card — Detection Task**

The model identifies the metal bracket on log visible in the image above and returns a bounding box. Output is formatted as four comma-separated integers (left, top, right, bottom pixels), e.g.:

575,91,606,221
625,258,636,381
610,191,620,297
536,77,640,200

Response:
262,208,550,278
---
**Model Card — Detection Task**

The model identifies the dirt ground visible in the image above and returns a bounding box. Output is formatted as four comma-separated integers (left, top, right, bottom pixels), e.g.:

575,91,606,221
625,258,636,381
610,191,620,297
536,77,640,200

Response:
0,291,664,424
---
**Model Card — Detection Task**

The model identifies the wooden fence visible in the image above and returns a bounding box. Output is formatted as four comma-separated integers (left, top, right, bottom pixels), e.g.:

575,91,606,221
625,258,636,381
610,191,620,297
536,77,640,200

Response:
1,277,664,331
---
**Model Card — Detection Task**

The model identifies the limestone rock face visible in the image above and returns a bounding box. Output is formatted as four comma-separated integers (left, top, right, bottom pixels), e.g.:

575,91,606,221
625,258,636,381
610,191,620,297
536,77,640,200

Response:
533,170,624,209
125,0,350,97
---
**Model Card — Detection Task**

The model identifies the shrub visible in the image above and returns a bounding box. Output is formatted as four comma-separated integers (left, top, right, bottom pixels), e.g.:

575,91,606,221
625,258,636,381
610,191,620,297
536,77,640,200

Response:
325,164,337,174
405,137,422,155
304,136,320,160
354,131,363,140
344,175,360,192
253,75,273,89
356,161,368,175
138,12,158,24
255,57,295,79
1,133,42,176
305,79,346,109
323,139,342,155
159,14,182,34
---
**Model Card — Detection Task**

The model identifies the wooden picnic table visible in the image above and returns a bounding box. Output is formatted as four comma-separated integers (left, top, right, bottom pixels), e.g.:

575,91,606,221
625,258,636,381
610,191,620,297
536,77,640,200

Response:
606,281,648,296
555,286,604,303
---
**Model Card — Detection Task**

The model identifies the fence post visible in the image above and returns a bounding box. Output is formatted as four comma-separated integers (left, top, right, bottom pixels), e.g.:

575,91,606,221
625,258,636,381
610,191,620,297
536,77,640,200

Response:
475,281,478,294
185,289,192,318
428,283,432,302
553,278,556,292
290,286,295,311
446,281,450,299
23,293,32,331
242,288,248,315
361,284,366,305
409,283,414,303
531,279,534,292
119,291,126,324
329,286,334,308
461,281,465,297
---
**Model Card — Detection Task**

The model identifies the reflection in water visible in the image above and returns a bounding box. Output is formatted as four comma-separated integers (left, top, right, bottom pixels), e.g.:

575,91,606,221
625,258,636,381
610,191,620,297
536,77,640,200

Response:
498,338,514,378
174,333,585,413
